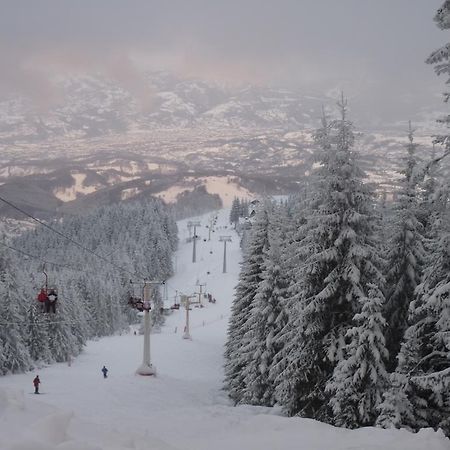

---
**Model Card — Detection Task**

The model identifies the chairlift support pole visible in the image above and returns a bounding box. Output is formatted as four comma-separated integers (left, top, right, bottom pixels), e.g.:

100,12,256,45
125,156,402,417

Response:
183,295,195,340
188,221,201,263
219,236,232,273
208,217,214,241
136,280,164,376
196,282,206,306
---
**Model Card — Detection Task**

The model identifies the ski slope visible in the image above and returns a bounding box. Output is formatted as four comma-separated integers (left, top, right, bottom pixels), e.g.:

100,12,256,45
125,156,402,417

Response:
0,209,448,450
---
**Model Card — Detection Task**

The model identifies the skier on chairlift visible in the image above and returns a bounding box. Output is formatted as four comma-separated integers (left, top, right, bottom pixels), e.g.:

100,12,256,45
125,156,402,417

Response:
46,289,58,314
37,288,48,310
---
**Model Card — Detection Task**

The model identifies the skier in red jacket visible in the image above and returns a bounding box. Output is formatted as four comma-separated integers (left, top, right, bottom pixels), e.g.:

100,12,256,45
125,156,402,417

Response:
33,375,40,394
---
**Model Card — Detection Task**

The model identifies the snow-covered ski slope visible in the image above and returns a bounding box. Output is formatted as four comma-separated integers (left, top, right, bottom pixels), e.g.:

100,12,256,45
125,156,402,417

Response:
0,209,448,450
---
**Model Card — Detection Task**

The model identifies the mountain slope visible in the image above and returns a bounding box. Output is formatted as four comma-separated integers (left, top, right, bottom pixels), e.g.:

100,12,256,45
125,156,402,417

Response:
0,209,447,450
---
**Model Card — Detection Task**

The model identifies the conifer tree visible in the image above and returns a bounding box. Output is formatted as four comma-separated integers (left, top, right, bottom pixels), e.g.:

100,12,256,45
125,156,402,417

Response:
376,373,415,430
326,284,389,427
150,286,164,331
426,0,450,150
224,204,270,404
241,199,249,218
24,302,52,364
384,123,425,369
240,204,289,406
384,223,450,435
229,198,241,226
275,98,384,419
0,270,32,374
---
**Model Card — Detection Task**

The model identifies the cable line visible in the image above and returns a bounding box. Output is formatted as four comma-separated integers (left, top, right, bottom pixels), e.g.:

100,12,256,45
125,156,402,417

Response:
0,240,77,270
0,194,146,280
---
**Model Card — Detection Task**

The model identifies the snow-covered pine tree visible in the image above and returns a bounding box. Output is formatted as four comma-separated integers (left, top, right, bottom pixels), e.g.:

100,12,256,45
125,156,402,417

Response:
16,268,52,365
384,123,425,369
273,109,335,418
376,4,450,433
384,218,450,436
229,198,241,226
376,372,415,430
24,302,52,365
239,203,289,406
274,97,385,420
267,195,307,410
46,296,80,363
150,286,164,331
326,284,389,427
240,199,249,218
0,269,32,374
224,203,270,404
426,0,450,151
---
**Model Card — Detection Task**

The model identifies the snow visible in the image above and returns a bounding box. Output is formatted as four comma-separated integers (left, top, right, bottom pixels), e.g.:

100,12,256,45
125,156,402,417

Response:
201,176,254,207
53,172,98,202
156,185,195,203
120,187,141,200
156,176,254,207
0,209,447,449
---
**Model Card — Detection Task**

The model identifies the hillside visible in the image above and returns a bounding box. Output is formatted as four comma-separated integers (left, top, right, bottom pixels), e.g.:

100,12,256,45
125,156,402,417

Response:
0,209,447,449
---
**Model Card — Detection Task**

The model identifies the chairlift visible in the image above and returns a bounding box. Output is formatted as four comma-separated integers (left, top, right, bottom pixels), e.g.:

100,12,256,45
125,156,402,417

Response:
36,265,58,313
170,292,180,310
127,280,149,312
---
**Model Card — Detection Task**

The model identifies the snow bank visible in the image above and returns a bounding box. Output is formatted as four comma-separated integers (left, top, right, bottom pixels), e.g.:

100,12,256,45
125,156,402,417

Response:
0,385,447,450
0,387,181,450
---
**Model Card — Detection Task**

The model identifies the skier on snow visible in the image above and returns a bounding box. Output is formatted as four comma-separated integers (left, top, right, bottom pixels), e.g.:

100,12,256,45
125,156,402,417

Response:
101,366,108,378
33,375,40,394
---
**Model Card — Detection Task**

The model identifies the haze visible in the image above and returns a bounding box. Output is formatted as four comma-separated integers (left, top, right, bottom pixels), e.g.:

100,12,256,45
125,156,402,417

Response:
0,0,446,124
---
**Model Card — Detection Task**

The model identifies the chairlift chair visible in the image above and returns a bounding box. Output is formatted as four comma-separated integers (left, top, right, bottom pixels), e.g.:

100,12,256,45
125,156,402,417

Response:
36,265,58,313
170,292,180,310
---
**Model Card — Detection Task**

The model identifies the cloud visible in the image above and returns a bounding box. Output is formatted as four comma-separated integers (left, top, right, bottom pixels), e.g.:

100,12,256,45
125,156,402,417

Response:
0,0,445,119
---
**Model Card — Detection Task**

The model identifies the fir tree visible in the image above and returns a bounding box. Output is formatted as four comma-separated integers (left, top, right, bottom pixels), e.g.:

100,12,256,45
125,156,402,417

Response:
0,270,32,374
275,98,385,419
327,284,389,427
376,373,415,430
224,204,270,404
384,123,425,369
385,223,450,436
240,205,289,406
229,198,241,226
150,286,165,331
24,302,52,364
426,0,450,151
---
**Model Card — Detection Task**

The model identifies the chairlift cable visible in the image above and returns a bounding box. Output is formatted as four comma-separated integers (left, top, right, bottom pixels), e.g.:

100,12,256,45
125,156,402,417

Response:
0,194,146,280
0,240,77,270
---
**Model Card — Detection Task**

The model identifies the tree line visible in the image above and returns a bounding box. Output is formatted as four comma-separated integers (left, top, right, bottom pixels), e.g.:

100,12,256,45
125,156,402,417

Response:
0,198,178,374
225,2,450,435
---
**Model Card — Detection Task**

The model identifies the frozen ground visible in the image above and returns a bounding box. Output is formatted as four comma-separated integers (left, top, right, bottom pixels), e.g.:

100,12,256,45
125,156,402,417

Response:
0,209,448,449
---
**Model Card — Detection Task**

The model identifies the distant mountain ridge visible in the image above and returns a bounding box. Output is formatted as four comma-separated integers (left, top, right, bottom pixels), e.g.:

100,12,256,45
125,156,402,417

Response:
0,71,445,223
0,72,324,143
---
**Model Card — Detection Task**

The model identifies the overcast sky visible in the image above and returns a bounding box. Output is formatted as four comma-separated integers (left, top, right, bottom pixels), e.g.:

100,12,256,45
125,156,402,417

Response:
0,0,446,121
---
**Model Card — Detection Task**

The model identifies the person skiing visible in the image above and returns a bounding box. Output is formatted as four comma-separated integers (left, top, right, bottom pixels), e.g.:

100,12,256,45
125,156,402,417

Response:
33,375,40,394
101,366,108,378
